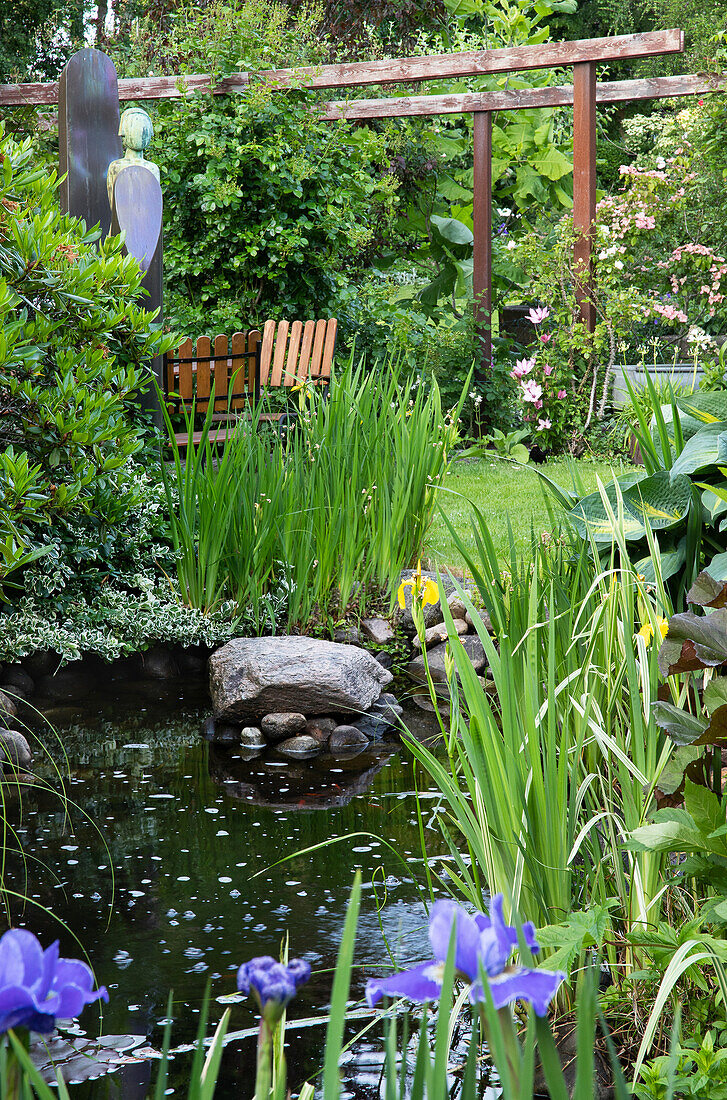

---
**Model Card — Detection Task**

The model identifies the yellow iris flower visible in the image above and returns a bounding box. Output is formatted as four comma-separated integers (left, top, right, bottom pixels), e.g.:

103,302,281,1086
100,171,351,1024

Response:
637,617,669,645
397,561,439,609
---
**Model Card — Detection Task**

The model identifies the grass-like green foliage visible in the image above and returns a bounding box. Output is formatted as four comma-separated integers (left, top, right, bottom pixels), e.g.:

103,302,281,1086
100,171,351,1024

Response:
0,123,172,594
409,507,677,1012
424,456,634,569
162,357,465,630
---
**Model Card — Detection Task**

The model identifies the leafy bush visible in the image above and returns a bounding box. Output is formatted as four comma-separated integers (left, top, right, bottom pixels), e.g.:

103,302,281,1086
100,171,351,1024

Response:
107,0,398,335
0,469,248,663
0,123,171,592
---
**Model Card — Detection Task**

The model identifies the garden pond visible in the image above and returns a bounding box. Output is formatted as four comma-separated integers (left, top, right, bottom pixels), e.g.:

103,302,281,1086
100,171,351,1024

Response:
11,675,449,1097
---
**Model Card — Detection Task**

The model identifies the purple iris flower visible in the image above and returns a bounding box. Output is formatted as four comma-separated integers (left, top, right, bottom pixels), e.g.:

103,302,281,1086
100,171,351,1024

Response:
237,956,311,1023
0,929,108,1035
365,896,564,1017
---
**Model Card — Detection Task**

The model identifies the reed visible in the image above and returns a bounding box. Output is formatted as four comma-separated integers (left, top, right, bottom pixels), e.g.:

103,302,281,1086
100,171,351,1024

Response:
160,355,465,630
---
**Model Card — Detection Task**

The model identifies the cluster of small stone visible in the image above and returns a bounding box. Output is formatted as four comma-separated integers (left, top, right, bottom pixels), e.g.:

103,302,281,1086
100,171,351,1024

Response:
396,571,494,708
205,693,404,759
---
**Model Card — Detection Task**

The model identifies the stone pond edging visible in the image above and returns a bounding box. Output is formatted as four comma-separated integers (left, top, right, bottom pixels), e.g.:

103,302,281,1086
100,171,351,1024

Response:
0,570,495,771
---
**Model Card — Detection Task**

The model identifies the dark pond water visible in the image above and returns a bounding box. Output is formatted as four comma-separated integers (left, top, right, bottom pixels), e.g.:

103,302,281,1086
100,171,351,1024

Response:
9,676,450,1097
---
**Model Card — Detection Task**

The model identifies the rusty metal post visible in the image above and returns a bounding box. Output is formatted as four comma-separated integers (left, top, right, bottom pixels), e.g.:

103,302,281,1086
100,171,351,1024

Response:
473,110,492,378
573,61,597,331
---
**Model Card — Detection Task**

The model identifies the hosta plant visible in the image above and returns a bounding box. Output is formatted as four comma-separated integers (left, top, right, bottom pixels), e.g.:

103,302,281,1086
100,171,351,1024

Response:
535,374,727,604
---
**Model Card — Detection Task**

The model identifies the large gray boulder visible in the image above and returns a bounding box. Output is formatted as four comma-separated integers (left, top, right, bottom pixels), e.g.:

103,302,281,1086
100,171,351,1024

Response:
0,728,32,769
209,636,393,723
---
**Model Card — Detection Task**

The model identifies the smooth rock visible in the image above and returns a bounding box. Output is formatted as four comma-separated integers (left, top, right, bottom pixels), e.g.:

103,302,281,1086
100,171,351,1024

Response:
209,636,392,722
352,714,389,740
447,592,468,620
333,626,361,646
177,648,208,676
35,666,95,702
360,618,395,646
261,712,307,741
329,725,369,752
374,652,394,671
21,650,59,678
407,635,487,686
305,717,337,745
276,735,321,757
0,690,17,720
465,608,494,633
240,727,266,749
0,728,32,769
140,645,179,679
371,693,403,722
412,618,468,652
2,667,34,696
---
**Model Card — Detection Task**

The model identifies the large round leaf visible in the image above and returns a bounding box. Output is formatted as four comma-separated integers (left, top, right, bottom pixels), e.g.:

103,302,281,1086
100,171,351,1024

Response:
650,404,705,463
430,215,474,253
677,391,727,423
633,539,686,584
567,471,691,543
669,423,727,479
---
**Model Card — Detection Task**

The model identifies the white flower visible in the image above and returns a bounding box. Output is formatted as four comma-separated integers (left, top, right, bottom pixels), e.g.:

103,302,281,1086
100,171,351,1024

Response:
506,240,517,251
497,207,511,217
614,260,624,270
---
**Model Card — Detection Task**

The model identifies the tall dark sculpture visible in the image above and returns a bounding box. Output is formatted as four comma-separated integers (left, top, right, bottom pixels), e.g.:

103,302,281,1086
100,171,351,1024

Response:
58,53,164,428
58,49,121,236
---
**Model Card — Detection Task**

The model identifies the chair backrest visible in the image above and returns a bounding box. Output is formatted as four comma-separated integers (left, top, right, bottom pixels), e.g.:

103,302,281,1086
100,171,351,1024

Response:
165,332,259,413
257,318,338,388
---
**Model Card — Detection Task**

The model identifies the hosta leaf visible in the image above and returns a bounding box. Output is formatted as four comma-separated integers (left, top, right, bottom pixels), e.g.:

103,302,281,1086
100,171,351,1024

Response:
651,404,704,462
677,391,727,423
706,550,727,581
633,542,685,584
700,484,727,523
669,423,727,479
658,607,727,676
567,471,690,543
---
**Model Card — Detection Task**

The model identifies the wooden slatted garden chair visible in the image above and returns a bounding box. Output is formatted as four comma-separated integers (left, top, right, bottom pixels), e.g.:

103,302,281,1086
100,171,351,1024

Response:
164,331,260,449
164,318,338,449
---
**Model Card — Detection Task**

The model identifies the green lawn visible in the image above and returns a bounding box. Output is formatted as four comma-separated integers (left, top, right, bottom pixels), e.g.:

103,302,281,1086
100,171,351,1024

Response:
424,455,636,571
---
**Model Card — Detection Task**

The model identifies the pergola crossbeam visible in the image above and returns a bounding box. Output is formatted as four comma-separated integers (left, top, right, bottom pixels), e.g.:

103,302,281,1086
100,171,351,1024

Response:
0,29,683,107
323,73,725,119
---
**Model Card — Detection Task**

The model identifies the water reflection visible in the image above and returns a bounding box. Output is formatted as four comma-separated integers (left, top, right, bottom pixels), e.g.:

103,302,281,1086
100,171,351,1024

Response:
7,677,447,1096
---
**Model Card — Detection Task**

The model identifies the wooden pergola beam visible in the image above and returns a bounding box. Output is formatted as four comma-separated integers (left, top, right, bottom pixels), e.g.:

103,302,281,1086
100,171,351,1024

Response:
0,29,683,106
323,73,725,120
